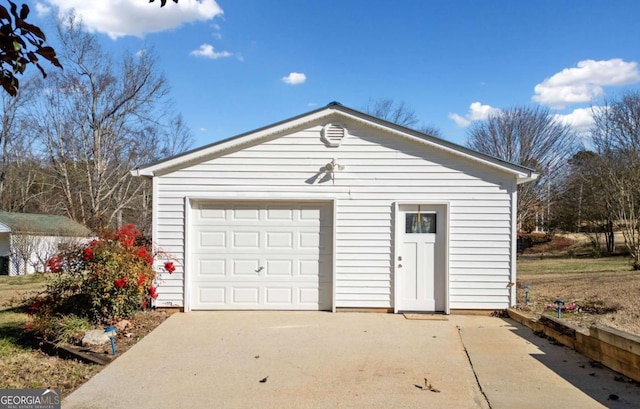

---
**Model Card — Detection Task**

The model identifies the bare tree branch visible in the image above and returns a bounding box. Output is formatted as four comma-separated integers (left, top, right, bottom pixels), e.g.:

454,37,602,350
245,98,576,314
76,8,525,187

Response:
465,105,578,227
362,97,442,136
591,90,640,268
27,13,190,231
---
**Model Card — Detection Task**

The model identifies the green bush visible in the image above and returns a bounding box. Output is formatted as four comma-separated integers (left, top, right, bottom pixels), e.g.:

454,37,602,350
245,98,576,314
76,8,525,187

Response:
28,224,175,339
29,314,92,346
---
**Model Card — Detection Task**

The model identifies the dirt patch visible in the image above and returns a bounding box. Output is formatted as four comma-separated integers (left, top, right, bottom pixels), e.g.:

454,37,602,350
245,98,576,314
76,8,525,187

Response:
76,310,171,356
519,233,577,255
517,256,640,335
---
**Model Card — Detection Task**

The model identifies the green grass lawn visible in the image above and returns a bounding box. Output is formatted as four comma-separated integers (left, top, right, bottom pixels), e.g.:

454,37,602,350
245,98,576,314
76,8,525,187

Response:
0,273,170,394
0,274,100,392
0,274,48,357
0,274,47,310
0,310,28,352
0,308,99,391
0,273,47,290
518,256,633,276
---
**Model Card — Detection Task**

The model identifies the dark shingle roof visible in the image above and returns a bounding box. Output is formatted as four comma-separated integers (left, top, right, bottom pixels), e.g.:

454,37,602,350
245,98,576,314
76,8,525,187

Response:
0,211,91,236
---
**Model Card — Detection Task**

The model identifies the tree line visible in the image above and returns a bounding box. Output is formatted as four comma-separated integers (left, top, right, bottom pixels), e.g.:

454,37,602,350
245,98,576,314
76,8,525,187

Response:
2,3,639,268
465,92,640,269
557,92,640,268
0,13,191,234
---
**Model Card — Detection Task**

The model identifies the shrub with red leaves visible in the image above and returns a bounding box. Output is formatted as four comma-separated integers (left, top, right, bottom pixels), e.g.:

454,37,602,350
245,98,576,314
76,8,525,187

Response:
149,286,158,300
114,277,127,289
27,224,172,326
164,261,176,274
46,255,63,273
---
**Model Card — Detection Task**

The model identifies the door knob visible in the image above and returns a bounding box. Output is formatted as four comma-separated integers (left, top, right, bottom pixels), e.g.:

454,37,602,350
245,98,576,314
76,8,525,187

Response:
255,266,264,272
398,263,403,268
398,256,403,261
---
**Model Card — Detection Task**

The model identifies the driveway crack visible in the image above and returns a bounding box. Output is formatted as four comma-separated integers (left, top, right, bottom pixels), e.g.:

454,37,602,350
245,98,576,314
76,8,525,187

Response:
457,326,493,409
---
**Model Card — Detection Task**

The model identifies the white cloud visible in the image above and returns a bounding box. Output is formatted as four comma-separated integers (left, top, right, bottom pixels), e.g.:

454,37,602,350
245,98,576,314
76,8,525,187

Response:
448,113,471,128
211,23,222,39
554,106,604,134
42,0,223,39
281,72,306,85
35,2,51,16
190,43,231,59
448,102,501,127
533,59,640,109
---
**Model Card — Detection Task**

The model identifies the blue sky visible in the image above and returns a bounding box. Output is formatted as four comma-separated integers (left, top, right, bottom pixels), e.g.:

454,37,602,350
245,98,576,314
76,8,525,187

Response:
27,0,640,148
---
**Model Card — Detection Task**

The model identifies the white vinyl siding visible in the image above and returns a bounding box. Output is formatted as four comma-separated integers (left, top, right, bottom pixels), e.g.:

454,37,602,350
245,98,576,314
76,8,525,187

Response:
7,234,90,276
153,122,516,310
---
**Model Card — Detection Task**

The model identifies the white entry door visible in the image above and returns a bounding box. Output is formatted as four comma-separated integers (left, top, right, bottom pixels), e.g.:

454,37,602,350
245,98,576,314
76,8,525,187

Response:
396,204,446,312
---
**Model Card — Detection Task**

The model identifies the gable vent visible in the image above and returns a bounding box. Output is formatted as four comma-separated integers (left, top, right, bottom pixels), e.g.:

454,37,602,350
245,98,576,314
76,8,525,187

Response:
321,123,348,147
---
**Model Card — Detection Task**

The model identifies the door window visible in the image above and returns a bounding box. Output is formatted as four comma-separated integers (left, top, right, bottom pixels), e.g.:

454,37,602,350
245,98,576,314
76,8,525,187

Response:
405,213,436,234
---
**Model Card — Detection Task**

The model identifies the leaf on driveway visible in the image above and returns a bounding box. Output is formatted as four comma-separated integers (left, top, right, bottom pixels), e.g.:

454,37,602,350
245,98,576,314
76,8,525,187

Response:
416,378,441,393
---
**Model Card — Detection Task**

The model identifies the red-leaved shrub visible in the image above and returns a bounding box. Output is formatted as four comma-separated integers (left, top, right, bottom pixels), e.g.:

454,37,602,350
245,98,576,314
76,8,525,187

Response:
30,224,176,335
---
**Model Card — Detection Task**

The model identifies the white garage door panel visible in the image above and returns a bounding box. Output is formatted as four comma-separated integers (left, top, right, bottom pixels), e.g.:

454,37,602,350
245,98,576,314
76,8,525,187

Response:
190,202,332,310
194,283,329,310
192,228,331,254
195,256,330,281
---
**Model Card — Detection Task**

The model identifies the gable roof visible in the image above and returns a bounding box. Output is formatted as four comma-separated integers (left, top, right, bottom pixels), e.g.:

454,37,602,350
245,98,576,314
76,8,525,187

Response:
0,211,91,236
132,102,538,184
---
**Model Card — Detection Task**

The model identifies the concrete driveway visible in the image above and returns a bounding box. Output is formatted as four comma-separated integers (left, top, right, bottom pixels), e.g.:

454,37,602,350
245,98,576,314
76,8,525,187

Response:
63,312,640,409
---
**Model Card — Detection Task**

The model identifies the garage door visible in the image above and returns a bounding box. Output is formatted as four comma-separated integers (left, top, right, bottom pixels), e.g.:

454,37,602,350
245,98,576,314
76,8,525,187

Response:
189,201,332,310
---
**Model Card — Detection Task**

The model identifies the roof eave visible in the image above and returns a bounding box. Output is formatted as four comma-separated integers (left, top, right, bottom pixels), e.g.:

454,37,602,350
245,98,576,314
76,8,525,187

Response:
133,103,538,181
132,104,333,177
130,168,154,178
517,172,539,185
331,108,538,180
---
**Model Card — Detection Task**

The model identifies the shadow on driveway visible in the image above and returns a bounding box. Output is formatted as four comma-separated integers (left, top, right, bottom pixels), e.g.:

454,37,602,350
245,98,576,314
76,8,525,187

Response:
458,316,640,409
505,319,640,408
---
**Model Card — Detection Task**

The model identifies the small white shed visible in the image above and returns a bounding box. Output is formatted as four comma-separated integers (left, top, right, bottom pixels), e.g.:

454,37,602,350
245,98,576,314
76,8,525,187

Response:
133,103,537,313
0,211,92,275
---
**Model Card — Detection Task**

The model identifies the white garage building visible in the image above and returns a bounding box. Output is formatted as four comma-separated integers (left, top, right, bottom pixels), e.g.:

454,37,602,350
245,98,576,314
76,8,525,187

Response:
133,103,537,313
